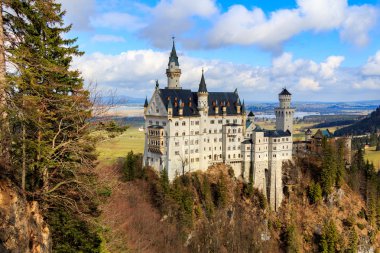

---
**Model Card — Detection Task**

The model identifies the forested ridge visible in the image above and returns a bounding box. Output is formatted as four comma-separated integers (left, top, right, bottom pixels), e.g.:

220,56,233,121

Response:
335,106,380,136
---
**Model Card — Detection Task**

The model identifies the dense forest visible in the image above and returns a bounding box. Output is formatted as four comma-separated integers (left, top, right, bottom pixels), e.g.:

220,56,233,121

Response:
112,138,380,252
335,106,380,136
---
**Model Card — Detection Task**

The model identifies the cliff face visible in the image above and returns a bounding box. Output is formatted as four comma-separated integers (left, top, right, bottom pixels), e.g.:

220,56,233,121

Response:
0,178,51,253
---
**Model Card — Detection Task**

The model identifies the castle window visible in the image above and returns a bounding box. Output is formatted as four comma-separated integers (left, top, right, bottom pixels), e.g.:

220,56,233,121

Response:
204,129,206,133
175,142,179,146
195,131,199,135
214,138,217,142
156,121,159,125
209,155,212,159
218,120,223,124
185,150,188,154
163,122,166,126
259,155,260,158
175,151,179,155
175,132,178,136
191,121,194,125
182,121,186,126
209,130,212,133
226,120,230,123
238,128,241,133
182,132,185,136
233,154,236,158
175,122,179,126
185,140,188,145
210,120,215,124
196,158,199,162
228,155,230,159
214,129,217,133
195,121,199,125
149,120,152,124
274,139,276,143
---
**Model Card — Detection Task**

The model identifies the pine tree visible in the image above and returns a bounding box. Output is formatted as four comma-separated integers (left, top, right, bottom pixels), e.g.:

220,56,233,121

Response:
320,138,337,195
335,140,345,188
320,219,339,253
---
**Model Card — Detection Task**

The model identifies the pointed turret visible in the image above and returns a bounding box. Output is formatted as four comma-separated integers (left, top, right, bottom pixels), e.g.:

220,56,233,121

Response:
144,96,148,114
242,100,246,114
198,69,208,93
166,38,182,89
168,39,179,67
197,69,209,113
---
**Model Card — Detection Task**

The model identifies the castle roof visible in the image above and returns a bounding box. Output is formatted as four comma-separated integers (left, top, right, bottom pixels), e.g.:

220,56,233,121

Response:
313,129,333,139
279,88,291,96
168,40,179,67
144,97,148,107
264,130,291,138
198,70,208,93
159,88,242,117
248,111,255,117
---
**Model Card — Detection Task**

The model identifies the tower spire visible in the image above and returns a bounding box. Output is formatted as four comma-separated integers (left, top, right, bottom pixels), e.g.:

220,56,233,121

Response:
166,38,181,89
198,69,207,93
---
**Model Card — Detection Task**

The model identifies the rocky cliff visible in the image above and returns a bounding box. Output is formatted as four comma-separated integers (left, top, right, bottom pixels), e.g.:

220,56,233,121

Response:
0,177,51,253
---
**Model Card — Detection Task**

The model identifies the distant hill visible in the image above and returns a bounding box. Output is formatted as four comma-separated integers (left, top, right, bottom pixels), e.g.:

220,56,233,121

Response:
334,106,380,136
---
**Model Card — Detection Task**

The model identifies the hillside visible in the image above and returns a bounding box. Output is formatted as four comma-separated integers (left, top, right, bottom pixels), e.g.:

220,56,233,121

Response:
95,153,379,252
335,106,380,136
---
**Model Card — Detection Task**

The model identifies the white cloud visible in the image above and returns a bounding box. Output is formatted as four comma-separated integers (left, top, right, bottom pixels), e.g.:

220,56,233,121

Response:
91,34,126,43
90,12,143,31
58,0,95,31
320,56,345,79
138,0,218,48
72,49,370,101
297,77,321,91
340,5,378,46
353,78,380,89
207,0,378,49
362,51,380,76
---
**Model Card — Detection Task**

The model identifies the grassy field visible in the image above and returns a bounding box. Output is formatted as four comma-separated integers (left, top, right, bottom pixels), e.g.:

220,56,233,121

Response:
96,127,145,165
364,146,380,170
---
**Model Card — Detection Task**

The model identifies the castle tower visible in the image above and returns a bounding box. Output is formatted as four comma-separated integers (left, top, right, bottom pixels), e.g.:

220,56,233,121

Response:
143,96,148,115
197,69,208,114
275,88,295,134
166,38,181,89
198,70,208,170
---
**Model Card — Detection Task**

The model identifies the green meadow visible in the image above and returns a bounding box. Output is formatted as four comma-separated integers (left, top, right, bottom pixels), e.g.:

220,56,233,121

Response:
96,127,145,165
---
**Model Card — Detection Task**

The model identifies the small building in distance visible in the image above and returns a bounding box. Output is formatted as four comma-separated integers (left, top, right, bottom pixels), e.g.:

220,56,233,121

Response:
293,128,352,164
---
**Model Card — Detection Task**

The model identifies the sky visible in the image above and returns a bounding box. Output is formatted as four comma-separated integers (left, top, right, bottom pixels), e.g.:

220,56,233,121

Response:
59,0,380,102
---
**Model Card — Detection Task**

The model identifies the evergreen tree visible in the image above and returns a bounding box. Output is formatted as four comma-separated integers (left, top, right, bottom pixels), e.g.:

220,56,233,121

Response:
320,137,337,195
1,1,101,250
320,219,339,253
335,140,345,188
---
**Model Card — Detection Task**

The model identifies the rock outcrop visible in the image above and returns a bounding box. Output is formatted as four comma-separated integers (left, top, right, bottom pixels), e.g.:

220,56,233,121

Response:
0,177,51,253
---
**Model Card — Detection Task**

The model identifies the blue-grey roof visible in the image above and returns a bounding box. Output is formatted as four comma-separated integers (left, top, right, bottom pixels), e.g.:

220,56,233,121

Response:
248,111,254,117
279,88,291,96
264,130,291,137
168,41,179,67
159,89,242,117
198,71,207,93
246,120,253,129
144,97,148,107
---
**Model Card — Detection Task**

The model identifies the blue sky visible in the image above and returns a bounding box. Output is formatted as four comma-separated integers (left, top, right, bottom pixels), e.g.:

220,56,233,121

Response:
60,0,380,102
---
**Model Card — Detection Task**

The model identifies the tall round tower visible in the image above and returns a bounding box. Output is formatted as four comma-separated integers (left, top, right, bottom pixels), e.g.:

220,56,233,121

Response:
166,38,182,89
275,88,295,134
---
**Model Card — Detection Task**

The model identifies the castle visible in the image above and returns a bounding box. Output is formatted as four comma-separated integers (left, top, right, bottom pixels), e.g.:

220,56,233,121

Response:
143,41,294,210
